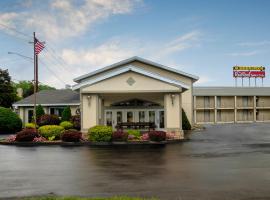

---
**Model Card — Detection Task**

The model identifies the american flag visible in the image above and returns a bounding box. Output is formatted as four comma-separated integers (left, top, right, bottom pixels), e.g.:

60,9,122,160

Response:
35,38,45,55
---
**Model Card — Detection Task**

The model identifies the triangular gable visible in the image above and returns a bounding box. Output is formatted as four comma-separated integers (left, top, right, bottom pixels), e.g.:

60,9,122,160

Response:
73,56,199,83
73,65,190,91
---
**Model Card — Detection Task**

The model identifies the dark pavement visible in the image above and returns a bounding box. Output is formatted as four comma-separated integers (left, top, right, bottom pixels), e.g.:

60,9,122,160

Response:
0,123,270,200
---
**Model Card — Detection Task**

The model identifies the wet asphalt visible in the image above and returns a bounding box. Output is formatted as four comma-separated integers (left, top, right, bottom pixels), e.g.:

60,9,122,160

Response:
0,123,270,200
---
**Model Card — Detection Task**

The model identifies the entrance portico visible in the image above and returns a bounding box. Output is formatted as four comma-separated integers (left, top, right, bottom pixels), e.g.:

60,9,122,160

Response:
73,57,199,139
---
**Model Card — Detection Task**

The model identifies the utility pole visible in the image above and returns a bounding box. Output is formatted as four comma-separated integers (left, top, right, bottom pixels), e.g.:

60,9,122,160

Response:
33,32,37,127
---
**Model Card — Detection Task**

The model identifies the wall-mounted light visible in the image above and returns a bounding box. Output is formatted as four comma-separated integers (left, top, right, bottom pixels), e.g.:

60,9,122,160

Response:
87,95,92,106
170,94,175,105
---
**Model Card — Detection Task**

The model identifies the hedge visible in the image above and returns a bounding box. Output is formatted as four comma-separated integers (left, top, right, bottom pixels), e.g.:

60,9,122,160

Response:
0,107,22,134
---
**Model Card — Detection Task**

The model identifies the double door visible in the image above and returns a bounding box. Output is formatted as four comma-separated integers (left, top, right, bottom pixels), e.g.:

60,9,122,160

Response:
105,109,164,129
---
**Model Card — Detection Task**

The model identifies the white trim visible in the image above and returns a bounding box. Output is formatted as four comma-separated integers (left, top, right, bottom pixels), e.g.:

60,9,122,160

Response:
13,103,80,107
73,56,199,82
72,65,190,90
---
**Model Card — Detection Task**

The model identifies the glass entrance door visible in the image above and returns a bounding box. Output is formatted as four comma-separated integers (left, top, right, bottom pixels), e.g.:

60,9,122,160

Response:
105,109,164,130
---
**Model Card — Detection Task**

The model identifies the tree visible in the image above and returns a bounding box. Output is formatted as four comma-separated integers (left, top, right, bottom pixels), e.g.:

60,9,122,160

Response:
61,106,72,121
182,109,191,130
13,80,55,98
36,104,45,122
0,69,16,108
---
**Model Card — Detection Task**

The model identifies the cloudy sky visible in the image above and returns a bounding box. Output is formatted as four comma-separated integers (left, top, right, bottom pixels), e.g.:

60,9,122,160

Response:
0,0,270,88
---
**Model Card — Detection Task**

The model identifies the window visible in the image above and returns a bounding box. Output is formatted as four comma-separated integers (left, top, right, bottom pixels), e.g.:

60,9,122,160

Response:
127,111,133,122
50,107,65,116
116,111,122,123
149,111,155,123
139,111,145,122
204,96,210,108
28,110,33,123
159,111,164,128
217,96,221,108
106,111,112,126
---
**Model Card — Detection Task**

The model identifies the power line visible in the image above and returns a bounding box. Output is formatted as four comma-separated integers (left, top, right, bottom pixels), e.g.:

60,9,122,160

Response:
39,58,67,85
43,47,71,74
0,22,31,39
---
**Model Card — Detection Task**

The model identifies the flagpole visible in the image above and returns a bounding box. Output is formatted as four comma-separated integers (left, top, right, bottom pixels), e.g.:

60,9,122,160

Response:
33,32,37,127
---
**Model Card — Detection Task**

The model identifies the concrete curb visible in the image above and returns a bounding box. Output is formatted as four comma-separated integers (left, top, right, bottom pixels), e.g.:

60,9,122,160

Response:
0,139,186,147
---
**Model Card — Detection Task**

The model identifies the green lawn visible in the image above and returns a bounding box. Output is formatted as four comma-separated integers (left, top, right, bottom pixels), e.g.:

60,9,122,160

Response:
24,197,158,200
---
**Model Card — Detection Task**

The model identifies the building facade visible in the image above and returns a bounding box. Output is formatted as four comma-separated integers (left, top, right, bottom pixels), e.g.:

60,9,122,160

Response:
13,58,270,133
73,57,199,138
193,87,270,124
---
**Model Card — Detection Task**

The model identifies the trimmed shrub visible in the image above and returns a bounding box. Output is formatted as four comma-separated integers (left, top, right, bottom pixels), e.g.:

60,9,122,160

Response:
25,123,36,129
88,125,112,142
112,130,128,141
127,129,141,139
0,107,22,134
61,129,82,142
36,104,45,122
60,121,73,130
148,131,166,142
182,109,191,130
61,106,71,121
38,125,64,140
38,114,60,126
15,128,39,142
70,115,81,130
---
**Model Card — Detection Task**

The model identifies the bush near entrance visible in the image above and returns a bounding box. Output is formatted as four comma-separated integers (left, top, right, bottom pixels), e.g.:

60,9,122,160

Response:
148,131,166,142
36,104,45,122
60,121,73,130
127,129,141,139
182,109,191,130
0,107,22,134
38,114,60,126
61,129,82,142
88,125,113,142
70,115,81,130
15,128,39,142
61,106,72,121
112,130,128,141
38,125,64,140
25,123,36,129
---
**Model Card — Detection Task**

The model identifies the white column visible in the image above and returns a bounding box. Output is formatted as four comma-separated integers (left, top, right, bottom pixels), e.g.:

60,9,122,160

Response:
164,93,183,139
253,96,256,122
82,94,99,131
234,96,237,122
214,96,217,123
194,96,197,124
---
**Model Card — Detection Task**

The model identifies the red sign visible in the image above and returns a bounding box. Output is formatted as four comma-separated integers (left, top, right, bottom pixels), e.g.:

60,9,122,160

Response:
233,70,265,78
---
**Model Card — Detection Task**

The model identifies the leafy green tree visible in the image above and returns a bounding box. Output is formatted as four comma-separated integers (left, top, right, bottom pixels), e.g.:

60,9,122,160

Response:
0,69,16,108
36,104,45,121
182,109,191,130
13,80,55,98
61,106,71,121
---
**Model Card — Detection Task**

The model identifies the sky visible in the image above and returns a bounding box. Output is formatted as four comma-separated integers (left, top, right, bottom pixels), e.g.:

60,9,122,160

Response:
0,0,270,88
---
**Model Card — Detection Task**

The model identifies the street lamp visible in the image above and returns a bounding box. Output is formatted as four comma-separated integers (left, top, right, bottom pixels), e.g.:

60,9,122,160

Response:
8,51,33,61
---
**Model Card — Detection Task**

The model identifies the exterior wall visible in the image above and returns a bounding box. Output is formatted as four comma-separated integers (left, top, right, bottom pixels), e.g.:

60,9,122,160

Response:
17,105,80,124
237,96,254,108
217,96,234,108
195,96,215,108
237,109,254,122
217,110,234,122
81,71,182,93
256,96,270,107
194,94,270,124
196,110,215,123
256,109,270,121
